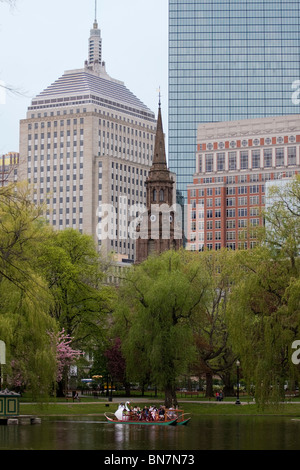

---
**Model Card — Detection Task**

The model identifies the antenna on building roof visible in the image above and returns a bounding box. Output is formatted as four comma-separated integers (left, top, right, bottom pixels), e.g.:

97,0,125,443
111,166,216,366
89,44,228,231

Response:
93,0,98,28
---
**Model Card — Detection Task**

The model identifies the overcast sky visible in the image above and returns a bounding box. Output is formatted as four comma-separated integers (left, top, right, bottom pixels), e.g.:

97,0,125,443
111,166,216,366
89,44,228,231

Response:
0,0,168,155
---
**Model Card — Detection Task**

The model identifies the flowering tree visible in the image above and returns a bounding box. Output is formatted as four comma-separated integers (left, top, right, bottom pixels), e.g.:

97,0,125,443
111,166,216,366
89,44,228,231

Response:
50,329,83,396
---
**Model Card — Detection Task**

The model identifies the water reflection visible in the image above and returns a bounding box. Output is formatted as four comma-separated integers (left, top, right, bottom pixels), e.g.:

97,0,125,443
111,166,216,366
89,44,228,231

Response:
0,415,299,450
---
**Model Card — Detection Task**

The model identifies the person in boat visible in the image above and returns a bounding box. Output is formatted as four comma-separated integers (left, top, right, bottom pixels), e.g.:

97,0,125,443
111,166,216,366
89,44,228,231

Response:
151,406,158,421
167,407,177,419
141,406,150,421
158,406,165,420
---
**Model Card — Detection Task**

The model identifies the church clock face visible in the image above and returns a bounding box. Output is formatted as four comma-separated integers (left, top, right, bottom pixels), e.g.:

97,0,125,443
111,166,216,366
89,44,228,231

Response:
150,214,156,222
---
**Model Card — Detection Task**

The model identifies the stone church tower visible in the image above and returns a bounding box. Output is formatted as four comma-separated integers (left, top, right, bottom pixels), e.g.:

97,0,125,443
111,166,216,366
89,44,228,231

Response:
135,101,182,264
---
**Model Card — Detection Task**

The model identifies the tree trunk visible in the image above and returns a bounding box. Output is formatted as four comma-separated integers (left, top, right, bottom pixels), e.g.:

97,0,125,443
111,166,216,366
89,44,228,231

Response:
205,372,213,397
124,382,131,396
164,384,178,408
220,371,235,397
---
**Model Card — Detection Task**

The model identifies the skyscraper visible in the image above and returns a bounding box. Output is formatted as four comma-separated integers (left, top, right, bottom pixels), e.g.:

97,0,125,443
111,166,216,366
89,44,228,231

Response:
169,0,300,201
19,13,156,261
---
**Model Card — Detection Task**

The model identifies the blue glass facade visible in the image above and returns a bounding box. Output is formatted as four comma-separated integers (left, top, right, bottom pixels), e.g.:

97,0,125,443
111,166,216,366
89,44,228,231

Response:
169,0,300,200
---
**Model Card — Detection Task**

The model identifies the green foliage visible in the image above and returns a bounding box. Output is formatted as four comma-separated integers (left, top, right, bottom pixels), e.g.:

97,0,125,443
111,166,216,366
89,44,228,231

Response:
263,174,300,271
227,246,300,405
113,249,208,405
0,184,57,396
36,228,114,348
0,184,113,397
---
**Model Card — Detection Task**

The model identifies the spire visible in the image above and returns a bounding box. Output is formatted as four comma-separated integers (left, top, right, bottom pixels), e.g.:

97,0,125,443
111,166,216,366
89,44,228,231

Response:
93,0,98,28
152,99,167,170
88,0,103,68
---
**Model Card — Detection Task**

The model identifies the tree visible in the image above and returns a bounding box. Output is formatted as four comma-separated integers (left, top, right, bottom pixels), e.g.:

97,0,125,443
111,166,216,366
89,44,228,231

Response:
227,245,300,405
49,329,83,396
263,175,300,272
37,228,114,349
114,249,208,407
104,338,131,395
0,184,57,397
190,249,238,397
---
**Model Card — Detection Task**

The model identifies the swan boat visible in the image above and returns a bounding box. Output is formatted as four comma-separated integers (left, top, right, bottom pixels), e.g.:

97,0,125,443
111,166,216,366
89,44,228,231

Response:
104,402,191,426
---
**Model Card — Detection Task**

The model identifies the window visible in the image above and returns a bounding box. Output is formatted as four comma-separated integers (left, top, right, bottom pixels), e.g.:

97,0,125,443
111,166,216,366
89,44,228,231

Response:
217,153,225,171
250,196,259,205
238,219,247,228
252,150,260,169
250,185,259,194
288,147,296,166
229,152,236,170
240,151,248,170
238,208,248,217
205,154,213,172
226,209,236,218
238,197,247,206
226,231,236,240
226,197,235,206
226,220,236,229
276,148,284,167
264,149,272,168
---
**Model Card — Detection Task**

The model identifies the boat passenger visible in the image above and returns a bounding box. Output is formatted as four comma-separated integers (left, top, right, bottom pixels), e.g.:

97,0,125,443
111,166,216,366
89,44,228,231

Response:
158,406,165,420
167,407,177,419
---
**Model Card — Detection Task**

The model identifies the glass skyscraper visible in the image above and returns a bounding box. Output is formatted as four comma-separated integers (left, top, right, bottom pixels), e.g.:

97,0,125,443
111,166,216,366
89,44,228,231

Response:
169,0,300,200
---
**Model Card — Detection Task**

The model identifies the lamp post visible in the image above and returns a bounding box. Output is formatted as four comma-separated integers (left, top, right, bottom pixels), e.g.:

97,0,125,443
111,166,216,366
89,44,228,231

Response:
235,360,241,405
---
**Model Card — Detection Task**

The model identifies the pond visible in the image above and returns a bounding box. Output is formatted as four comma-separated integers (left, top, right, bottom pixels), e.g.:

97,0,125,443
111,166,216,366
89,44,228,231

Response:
0,415,299,451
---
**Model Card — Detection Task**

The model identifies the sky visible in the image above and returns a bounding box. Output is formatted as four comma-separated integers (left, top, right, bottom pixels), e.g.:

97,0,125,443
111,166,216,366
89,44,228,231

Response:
0,0,168,155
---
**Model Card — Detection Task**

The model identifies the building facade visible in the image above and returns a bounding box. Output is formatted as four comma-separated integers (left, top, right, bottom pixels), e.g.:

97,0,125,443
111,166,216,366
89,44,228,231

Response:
169,0,300,201
0,152,19,186
18,16,156,261
187,115,300,251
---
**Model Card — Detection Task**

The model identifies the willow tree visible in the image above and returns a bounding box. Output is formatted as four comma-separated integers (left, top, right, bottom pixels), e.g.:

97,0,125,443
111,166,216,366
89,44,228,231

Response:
113,249,209,408
227,245,300,405
263,174,300,273
0,184,57,396
190,249,238,397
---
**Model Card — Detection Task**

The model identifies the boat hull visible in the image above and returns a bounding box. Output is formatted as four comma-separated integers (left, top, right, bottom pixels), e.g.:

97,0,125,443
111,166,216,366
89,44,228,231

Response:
104,413,177,426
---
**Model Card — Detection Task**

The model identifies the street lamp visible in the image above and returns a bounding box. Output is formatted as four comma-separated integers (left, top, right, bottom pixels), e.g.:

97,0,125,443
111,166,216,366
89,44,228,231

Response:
235,360,241,405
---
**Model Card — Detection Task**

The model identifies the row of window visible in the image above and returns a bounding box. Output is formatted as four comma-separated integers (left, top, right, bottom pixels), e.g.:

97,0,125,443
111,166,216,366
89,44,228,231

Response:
189,241,257,252
199,147,297,173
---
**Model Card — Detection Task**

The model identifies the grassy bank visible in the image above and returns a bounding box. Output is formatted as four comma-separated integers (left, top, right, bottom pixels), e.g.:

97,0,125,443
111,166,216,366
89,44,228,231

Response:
19,398,300,418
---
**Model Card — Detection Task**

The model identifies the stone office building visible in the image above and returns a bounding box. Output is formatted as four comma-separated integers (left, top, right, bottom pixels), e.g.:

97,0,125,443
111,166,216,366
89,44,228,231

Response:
18,15,156,261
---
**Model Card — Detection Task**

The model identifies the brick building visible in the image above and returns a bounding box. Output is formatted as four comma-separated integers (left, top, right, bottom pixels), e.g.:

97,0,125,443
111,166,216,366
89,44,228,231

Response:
187,115,300,251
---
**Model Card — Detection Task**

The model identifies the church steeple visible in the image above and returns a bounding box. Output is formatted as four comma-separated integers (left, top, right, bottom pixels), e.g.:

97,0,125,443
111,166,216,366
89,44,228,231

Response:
135,98,183,264
152,100,167,170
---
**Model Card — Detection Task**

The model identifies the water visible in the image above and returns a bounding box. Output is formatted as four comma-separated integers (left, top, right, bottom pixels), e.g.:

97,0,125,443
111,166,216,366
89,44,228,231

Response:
0,415,299,451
